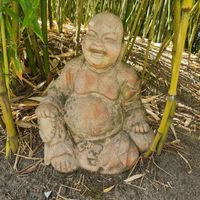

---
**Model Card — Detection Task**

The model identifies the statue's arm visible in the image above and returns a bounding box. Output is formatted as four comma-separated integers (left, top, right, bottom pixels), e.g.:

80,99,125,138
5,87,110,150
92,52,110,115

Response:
119,66,149,133
36,56,84,117
41,66,71,112
35,66,72,119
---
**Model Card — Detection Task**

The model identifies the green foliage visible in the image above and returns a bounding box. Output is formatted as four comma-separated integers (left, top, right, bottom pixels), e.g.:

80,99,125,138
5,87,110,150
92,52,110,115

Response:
19,0,43,41
45,0,199,61
4,6,21,22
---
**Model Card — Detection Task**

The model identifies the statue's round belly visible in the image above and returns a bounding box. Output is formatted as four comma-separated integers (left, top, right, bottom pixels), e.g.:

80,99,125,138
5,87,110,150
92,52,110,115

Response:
64,93,123,140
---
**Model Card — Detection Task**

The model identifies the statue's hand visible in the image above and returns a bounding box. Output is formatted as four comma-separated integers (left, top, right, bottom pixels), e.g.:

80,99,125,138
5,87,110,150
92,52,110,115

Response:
36,103,60,118
131,121,149,133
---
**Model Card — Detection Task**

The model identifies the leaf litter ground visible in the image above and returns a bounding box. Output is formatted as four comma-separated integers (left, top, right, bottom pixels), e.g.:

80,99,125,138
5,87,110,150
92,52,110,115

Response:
0,26,200,200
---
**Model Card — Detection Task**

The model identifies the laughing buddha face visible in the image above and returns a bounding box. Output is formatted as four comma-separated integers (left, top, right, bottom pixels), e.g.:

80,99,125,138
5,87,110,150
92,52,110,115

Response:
82,12,124,71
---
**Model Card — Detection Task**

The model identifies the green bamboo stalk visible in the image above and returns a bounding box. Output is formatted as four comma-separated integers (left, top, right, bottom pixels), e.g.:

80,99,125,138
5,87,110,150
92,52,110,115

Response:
188,2,200,60
171,0,181,67
0,0,19,155
0,115,6,130
145,0,193,157
23,30,38,75
157,97,176,154
83,0,90,26
166,0,172,33
100,0,104,12
0,13,9,93
109,0,113,12
156,0,167,42
168,0,192,95
29,31,45,77
154,30,172,63
125,0,138,31
142,0,153,38
9,1,23,81
115,1,121,16
0,62,18,155
142,0,161,78
57,0,62,32
123,0,146,57
41,0,50,77
102,0,108,12
190,1,199,16
123,0,149,61
75,0,84,55
48,0,53,29
11,0,19,46
144,95,174,157
120,0,127,19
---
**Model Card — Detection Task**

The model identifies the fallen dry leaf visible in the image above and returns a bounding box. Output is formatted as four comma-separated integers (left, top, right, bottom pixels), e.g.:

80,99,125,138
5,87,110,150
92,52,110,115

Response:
124,174,145,184
103,185,115,193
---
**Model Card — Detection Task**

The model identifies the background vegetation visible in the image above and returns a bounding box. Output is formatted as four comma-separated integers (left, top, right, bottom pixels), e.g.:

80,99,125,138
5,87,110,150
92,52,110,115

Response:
0,0,199,156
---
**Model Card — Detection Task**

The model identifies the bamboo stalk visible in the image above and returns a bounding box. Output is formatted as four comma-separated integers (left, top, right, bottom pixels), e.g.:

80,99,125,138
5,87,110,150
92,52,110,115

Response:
144,96,174,157
142,0,160,78
157,98,176,154
122,0,146,60
0,61,18,155
124,0,149,61
171,0,181,68
23,30,38,75
41,0,50,77
0,115,6,130
57,0,62,32
124,0,138,30
29,31,45,77
168,0,192,95
0,0,19,155
7,2,23,82
48,0,53,29
154,30,172,63
75,0,84,55
142,0,152,38
119,0,128,21
145,0,193,157
156,0,167,42
11,0,20,46
0,13,10,93
188,1,200,60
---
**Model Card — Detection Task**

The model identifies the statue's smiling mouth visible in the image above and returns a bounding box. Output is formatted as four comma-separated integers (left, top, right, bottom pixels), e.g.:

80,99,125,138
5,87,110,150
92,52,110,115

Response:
92,52,105,59
89,48,106,58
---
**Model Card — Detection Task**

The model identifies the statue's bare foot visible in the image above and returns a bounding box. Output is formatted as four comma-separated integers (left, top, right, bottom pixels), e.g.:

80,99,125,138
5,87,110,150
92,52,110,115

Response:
129,129,154,152
51,154,78,173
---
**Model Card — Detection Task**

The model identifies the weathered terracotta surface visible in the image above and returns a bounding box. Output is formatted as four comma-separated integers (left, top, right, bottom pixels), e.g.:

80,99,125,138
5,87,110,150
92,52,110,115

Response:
36,12,154,174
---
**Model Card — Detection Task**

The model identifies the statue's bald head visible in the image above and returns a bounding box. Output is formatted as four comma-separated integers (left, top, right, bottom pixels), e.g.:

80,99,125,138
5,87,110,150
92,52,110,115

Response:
82,12,124,69
88,12,124,42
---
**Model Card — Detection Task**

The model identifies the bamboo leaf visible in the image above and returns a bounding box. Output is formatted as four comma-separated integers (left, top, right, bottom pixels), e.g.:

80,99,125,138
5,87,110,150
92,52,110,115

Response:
4,7,21,23
10,51,23,81
3,0,10,5
28,97,44,102
33,0,40,9
30,20,43,42
19,0,40,32
18,0,31,14
0,8,2,21
21,10,34,30
5,15,14,40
